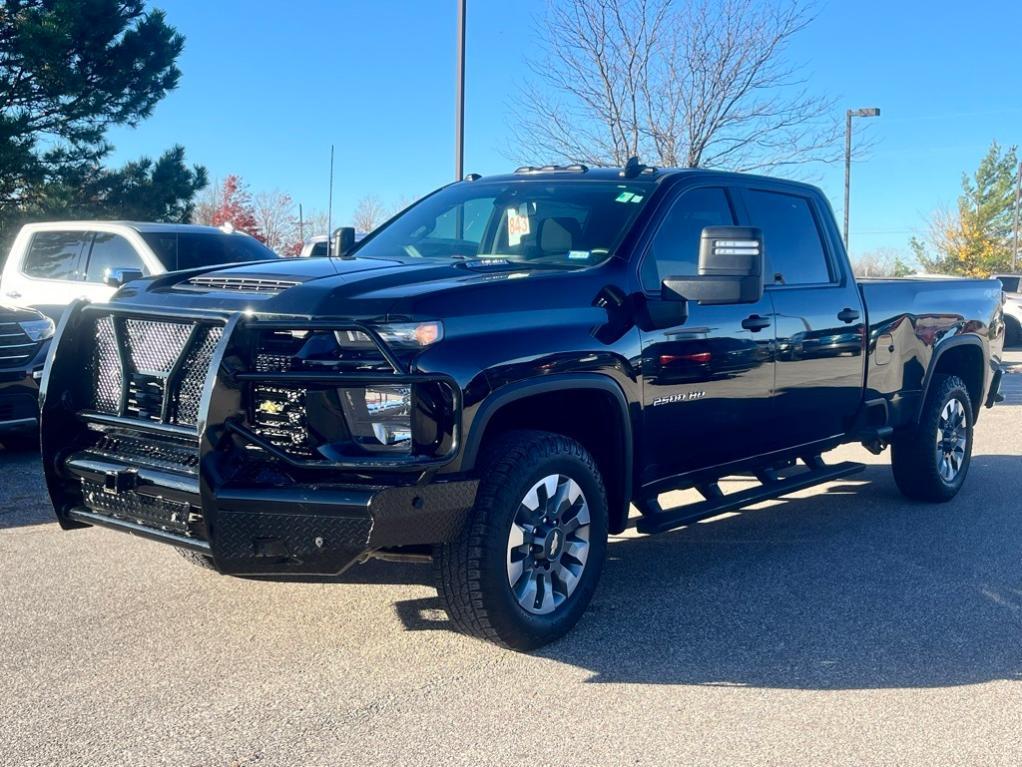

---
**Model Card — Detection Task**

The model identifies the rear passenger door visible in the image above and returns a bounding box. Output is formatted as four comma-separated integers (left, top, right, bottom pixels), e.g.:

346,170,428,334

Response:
12,231,91,316
739,187,866,448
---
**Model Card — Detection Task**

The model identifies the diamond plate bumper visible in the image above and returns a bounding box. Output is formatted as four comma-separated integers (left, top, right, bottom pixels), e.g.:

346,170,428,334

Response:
40,301,477,576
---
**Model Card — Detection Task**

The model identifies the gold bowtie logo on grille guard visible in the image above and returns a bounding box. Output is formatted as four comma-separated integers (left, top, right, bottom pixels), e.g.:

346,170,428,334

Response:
256,400,286,416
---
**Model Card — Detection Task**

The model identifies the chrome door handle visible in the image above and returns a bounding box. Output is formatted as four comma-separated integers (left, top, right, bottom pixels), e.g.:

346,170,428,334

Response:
741,315,772,332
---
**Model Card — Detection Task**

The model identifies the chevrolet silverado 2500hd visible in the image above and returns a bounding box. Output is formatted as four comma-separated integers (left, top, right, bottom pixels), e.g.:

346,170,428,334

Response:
40,162,1005,650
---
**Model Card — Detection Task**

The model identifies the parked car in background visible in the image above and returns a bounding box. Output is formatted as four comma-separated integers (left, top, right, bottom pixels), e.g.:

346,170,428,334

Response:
1,222,281,319
299,230,367,258
995,274,1021,346
0,304,53,449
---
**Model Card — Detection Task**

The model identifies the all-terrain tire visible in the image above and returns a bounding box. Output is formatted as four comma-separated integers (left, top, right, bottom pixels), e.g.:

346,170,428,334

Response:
891,374,973,502
1006,316,1022,349
434,430,608,651
176,549,219,571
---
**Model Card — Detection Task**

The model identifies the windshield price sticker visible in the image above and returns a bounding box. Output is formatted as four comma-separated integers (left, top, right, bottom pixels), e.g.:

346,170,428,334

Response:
507,207,531,246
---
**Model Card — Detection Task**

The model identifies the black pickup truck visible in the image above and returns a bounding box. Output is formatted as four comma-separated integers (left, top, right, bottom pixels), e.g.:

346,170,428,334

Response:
40,162,1006,649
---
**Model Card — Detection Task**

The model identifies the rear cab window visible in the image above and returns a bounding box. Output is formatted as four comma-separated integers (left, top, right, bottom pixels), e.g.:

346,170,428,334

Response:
743,189,833,286
23,231,89,280
141,232,280,271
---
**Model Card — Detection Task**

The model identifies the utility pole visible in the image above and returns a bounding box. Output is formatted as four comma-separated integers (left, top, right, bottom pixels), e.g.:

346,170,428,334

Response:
326,145,334,258
843,107,881,252
455,0,466,182
1013,160,1021,272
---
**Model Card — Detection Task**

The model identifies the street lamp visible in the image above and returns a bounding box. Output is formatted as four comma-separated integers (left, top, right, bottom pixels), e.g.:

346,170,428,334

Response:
843,107,880,251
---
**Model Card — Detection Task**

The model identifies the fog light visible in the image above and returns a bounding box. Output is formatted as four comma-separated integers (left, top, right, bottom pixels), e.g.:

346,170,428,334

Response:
340,385,413,451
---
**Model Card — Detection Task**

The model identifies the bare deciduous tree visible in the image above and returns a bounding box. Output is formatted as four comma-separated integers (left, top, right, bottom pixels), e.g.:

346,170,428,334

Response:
852,247,916,278
300,209,330,239
352,195,388,233
513,0,842,172
254,190,302,255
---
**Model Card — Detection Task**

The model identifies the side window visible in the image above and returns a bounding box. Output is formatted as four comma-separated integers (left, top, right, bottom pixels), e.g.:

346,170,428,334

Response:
23,231,88,280
84,233,147,283
640,187,734,291
744,190,831,286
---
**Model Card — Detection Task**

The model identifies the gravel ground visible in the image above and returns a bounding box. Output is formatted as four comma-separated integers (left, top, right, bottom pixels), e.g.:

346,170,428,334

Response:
1,360,1020,767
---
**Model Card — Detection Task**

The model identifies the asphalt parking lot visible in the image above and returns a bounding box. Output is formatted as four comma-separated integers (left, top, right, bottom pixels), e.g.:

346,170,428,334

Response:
2,352,1020,767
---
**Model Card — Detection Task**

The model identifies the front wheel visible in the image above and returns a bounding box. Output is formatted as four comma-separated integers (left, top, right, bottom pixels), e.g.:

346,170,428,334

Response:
176,548,218,571
891,374,974,502
434,430,608,651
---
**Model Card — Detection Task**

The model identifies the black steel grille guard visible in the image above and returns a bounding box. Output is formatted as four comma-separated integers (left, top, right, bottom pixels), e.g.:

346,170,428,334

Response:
48,302,463,473
226,319,463,471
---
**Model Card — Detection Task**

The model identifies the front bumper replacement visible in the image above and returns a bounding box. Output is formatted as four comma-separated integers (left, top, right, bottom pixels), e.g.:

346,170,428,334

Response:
40,301,477,575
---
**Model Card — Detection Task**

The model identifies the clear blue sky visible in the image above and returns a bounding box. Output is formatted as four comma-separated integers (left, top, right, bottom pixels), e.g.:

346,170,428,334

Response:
106,0,1022,261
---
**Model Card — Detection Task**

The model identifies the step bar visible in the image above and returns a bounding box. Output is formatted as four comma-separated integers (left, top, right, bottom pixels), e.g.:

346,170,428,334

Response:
634,457,865,535
68,507,211,553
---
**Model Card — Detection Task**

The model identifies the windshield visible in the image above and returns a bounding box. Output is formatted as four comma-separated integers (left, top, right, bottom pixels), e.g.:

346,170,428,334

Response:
353,180,654,268
142,231,281,271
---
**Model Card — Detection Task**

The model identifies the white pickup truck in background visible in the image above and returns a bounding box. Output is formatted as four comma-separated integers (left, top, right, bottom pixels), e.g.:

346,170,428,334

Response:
995,275,1021,347
1,222,281,319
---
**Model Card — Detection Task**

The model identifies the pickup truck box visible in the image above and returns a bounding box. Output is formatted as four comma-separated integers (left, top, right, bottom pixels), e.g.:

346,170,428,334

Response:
39,163,1005,650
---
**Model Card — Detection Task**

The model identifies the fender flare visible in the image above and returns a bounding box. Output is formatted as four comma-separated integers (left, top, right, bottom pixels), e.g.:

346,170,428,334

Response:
461,373,635,532
916,334,987,421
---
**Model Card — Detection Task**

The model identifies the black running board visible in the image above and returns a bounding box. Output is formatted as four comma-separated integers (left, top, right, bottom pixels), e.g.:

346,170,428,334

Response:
635,460,865,535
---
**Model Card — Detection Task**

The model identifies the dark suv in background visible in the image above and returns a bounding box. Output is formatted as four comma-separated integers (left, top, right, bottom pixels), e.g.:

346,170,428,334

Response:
0,304,53,449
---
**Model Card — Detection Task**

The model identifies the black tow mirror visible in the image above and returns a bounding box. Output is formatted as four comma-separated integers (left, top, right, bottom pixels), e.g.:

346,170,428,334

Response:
103,267,145,288
662,226,764,305
332,226,357,258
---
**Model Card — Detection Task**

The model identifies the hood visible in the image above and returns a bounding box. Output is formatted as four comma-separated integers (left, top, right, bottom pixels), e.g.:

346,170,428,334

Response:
116,255,586,320
0,303,46,322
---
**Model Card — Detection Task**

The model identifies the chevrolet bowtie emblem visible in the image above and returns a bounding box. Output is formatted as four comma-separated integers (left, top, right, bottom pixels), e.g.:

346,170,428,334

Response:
257,400,285,415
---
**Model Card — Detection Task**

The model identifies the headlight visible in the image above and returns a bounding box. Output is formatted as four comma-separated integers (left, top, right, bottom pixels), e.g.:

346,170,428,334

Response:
334,321,443,351
19,317,55,342
339,385,413,451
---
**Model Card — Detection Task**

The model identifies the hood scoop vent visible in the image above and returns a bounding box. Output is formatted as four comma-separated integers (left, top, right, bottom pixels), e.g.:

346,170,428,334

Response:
181,275,302,295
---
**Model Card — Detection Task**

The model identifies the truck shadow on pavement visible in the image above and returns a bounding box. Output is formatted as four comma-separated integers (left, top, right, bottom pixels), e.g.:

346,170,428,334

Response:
394,456,1022,690
0,448,52,529
6,443,1021,691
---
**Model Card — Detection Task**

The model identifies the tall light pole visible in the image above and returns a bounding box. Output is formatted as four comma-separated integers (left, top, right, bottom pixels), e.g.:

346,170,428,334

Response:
455,0,466,181
843,107,880,251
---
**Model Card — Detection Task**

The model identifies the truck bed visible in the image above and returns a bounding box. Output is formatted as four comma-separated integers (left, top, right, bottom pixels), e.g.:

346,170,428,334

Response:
858,277,1004,426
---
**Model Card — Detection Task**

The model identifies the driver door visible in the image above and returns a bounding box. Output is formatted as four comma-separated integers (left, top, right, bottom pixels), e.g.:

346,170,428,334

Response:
637,186,776,486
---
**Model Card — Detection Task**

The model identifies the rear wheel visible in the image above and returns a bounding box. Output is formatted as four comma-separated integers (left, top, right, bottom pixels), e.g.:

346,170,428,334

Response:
434,430,608,650
891,374,973,502
1006,316,1022,348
